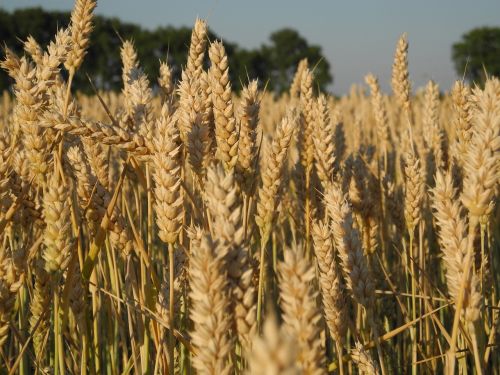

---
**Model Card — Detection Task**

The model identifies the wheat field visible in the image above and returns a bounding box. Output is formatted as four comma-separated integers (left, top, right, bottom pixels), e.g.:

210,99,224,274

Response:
0,1,499,374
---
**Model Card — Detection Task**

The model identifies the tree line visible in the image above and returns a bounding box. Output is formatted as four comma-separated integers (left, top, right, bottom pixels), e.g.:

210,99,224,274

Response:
0,7,332,94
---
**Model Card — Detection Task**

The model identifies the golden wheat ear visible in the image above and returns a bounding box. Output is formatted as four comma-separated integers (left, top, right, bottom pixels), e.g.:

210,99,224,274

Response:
189,232,234,375
208,41,239,171
278,243,325,374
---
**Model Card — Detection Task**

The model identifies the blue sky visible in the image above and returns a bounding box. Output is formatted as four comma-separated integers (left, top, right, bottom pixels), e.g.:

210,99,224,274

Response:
2,0,500,94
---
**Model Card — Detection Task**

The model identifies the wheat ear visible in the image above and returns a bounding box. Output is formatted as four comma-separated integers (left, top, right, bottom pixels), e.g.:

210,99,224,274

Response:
461,78,500,220
236,80,261,196
153,104,183,245
365,74,390,165
23,36,43,65
451,81,473,165
313,94,336,188
43,170,72,278
289,58,308,99
65,0,96,73
311,219,348,346
351,342,381,375
245,312,300,375
186,18,208,82
278,244,325,375
158,61,174,105
255,113,296,244
209,41,239,170
29,259,51,364
324,182,375,309
431,170,482,323
403,147,424,234
204,163,256,349
255,113,296,327
391,33,411,116
189,232,234,375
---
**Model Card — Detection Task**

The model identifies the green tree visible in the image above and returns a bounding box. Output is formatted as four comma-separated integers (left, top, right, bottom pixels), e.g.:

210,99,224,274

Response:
452,27,500,85
263,28,332,93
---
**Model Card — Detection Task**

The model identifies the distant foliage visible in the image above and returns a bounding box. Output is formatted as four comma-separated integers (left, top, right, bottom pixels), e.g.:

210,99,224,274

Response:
452,26,500,86
0,7,332,93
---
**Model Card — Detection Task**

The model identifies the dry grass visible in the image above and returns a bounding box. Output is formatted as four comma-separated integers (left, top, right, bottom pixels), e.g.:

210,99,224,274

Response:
0,2,499,374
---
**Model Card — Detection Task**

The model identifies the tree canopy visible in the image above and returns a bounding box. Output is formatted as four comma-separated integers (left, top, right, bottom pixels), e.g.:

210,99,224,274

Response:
452,26,500,86
0,7,332,94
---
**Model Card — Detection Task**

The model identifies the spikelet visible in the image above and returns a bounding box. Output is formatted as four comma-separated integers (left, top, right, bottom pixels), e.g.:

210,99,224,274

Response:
65,0,97,73
391,33,411,115
1,47,22,80
278,244,325,375
311,219,348,345
189,233,233,375
153,104,183,244
24,36,43,65
256,113,296,243
209,41,239,170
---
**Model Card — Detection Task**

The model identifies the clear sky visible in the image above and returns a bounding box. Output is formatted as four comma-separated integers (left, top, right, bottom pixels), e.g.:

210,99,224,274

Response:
2,0,500,94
